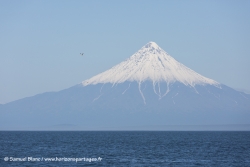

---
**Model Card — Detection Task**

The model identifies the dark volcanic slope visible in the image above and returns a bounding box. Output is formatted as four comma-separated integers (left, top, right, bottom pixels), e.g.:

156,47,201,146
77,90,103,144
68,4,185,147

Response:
1,81,250,129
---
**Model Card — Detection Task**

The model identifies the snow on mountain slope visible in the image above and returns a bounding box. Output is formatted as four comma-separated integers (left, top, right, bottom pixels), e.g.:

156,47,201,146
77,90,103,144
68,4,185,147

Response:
82,42,219,87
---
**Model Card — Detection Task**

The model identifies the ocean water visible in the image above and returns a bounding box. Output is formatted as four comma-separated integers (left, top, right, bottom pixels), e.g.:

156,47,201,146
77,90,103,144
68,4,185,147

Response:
0,131,250,166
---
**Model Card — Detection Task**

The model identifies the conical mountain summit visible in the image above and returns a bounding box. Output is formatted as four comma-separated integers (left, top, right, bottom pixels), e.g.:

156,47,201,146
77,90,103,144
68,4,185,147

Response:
83,42,218,87
1,42,250,130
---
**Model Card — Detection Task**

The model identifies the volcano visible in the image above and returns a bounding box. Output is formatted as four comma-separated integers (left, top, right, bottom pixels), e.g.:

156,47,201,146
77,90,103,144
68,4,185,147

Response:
1,42,250,130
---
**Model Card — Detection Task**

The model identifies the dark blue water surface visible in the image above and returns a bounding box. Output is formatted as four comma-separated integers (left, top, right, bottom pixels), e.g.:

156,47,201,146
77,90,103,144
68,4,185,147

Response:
0,131,250,166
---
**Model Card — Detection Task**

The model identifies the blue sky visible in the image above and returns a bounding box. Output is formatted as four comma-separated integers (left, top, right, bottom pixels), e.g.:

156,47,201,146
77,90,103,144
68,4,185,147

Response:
1,0,250,104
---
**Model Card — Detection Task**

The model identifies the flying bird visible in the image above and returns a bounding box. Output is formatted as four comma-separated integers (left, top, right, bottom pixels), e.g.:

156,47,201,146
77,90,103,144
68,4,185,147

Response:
80,53,84,56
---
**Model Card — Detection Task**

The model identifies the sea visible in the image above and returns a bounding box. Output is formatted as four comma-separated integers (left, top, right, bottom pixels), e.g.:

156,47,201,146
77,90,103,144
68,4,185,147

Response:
0,131,250,166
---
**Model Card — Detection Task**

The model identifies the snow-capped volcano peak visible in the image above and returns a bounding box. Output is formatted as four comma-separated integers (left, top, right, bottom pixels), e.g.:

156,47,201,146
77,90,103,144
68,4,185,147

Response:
82,42,219,86
145,41,159,49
